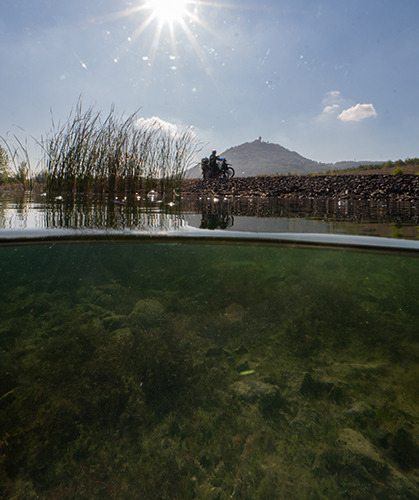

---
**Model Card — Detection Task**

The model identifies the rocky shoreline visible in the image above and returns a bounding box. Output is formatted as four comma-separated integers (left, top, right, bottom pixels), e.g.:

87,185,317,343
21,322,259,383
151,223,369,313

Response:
182,174,419,201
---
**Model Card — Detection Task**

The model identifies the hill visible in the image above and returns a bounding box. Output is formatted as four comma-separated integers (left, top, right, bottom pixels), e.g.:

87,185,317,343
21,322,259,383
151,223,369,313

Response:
221,139,323,177
186,139,380,177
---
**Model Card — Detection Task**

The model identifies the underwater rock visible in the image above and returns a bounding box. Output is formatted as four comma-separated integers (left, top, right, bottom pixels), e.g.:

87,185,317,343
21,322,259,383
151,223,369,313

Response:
390,428,419,471
112,328,133,344
234,345,249,355
336,428,387,469
102,313,127,331
205,346,224,357
231,379,286,417
313,431,389,490
232,379,277,403
299,372,345,401
236,360,250,373
224,303,245,322
344,401,375,418
128,298,166,328
314,428,418,498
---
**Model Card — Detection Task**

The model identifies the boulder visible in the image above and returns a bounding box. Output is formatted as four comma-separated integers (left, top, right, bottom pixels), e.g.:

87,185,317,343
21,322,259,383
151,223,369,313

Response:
231,379,287,417
128,298,166,328
390,428,419,471
314,428,419,499
299,372,345,401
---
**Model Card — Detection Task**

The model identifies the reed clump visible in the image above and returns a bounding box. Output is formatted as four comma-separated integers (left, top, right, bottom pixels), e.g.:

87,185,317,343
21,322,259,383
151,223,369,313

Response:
40,100,199,195
0,136,33,190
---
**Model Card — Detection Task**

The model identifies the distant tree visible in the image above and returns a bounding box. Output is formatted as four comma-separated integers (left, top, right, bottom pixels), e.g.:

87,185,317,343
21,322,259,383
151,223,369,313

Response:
0,145,11,184
382,160,394,169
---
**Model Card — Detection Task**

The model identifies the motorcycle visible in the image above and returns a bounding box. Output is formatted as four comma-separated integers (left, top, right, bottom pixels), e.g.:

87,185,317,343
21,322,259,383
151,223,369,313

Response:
201,157,235,180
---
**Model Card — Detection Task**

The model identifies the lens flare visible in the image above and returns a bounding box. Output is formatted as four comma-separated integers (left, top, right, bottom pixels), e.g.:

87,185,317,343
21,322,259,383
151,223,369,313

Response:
148,0,189,25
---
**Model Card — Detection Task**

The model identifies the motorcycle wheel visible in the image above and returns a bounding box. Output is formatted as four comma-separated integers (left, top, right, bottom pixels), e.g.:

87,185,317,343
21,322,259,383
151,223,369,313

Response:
226,167,235,178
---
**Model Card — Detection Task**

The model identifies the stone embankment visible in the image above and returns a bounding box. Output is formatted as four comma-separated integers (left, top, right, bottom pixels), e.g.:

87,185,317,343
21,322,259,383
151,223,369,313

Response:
182,174,419,201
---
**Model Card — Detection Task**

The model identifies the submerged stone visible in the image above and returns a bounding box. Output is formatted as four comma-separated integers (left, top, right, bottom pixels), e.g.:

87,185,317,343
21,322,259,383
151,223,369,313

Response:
344,401,375,417
232,379,279,403
234,345,249,355
391,428,419,471
128,298,166,328
102,313,127,331
205,346,224,357
236,360,250,372
299,372,345,401
224,303,245,322
231,379,287,418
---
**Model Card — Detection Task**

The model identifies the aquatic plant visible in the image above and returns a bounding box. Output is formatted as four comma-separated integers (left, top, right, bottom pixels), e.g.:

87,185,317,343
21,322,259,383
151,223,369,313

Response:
0,146,10,184
0,137,33,189
39,98,200,194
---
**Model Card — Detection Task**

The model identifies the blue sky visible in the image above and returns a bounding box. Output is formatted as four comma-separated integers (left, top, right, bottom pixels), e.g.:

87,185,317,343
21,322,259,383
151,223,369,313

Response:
1,0,419,165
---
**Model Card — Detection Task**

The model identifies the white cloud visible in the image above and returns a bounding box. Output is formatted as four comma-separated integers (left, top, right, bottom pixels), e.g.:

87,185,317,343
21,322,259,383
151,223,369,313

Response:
325,90,341,100
136,116,179,136
317,90,345,120
135,117,199,145
323,104,340,114
338,103,377,122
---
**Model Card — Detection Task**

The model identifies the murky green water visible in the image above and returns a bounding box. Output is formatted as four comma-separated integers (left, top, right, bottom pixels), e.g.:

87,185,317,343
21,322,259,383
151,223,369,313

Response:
0,240,418,499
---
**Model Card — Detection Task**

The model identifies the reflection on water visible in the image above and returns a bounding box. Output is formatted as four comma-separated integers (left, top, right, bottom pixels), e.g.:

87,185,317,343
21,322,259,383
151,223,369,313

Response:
199,212,234,230
0,240,418,498
1,190,418,238
0,191,185,232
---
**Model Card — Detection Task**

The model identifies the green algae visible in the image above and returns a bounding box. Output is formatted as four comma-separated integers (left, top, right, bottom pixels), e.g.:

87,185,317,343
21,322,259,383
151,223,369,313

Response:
0,241,418,498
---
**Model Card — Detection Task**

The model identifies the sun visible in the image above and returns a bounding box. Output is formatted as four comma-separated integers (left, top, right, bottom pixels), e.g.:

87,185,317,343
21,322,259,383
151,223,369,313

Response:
99,0,227,70
147,0,190,26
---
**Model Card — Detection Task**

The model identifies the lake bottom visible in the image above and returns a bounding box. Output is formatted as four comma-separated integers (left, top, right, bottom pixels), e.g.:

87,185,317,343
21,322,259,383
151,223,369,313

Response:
0,240,418,498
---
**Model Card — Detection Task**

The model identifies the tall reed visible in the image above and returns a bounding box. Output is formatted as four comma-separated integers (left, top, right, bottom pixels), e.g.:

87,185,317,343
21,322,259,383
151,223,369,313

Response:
40,99,200,194
0,135,33,190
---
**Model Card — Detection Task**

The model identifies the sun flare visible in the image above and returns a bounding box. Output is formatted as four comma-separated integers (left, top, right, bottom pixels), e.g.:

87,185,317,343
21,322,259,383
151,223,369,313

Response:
148,0,189,25
100,0,227,72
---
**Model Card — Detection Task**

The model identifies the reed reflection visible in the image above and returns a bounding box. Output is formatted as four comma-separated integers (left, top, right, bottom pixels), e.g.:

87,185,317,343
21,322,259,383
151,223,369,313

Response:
0,191,418,238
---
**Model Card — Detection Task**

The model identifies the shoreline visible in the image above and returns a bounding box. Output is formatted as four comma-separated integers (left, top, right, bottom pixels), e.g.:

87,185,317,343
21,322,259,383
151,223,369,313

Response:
2,173,419,202
181,174,419,201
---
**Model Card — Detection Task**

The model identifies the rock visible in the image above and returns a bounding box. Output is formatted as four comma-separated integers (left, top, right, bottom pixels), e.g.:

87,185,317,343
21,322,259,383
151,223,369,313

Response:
314,428,389,486
234,345,248,355
344,401,375,418
299,372,345,401
112,328,134,346
315,430,419,498
337,428,388,477
224,303,245,322
128,298,166,328
299,373,323,397
102,313,127,331
205,346,224,357
181,175,419,201
236,360,250,372
390,428,419,470
231,379,287,417
232,379,277,402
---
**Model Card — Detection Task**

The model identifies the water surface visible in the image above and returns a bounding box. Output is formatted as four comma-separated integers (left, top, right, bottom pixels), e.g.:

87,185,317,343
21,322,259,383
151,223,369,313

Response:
1,191,418,239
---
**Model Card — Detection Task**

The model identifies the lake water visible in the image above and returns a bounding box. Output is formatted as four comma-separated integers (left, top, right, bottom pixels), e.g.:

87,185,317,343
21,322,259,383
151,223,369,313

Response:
1,191,419,499
1,190,419,239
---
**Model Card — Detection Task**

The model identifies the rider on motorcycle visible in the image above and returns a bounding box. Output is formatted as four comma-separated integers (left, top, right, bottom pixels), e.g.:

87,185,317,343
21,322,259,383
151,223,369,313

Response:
209,150,221,177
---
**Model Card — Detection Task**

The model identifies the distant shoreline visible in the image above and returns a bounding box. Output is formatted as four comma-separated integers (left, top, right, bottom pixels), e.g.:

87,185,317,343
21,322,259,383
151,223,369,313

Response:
181,174,419,201
1,173,419,201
